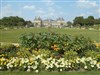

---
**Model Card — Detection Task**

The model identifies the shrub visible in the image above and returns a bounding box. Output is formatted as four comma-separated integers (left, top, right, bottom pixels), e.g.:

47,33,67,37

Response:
66,36,97,56
20,32,97,57
64,50,78,60
85,50,100,61
32,49,51,58
16,47,32,58
0,44,19,58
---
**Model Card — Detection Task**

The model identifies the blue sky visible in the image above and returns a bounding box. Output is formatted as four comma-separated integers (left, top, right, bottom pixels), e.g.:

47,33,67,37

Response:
0,0,100,22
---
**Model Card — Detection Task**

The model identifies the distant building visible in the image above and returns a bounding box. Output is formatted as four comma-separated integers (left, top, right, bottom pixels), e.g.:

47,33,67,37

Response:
33,16,66,28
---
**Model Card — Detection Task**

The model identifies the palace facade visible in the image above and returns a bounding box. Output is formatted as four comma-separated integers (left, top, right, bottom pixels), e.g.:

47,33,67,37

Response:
33,17,66,28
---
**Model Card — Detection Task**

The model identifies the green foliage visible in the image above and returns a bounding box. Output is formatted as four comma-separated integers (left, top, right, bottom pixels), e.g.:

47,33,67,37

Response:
0,44,18,58
32,49,51,58
85,50,100,61
16,47,32,58
0,16,25,28
64,50,78,60
20,32,97,57
73,16,100,27
66,36,97,56
20,32,72,52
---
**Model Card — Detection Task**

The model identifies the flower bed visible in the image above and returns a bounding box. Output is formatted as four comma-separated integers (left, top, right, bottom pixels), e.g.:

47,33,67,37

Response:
0,55,100,72
0,32,100,72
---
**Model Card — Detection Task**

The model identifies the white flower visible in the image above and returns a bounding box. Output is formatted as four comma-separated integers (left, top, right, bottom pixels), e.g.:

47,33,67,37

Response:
91,65,94,67
0,67,2,70
92,60,97,65
35,70,39,73
60,69,62,72
68,65,71,68
25,58,29,63
87,57,92,61
10,64,13,68
97,63,100,69
35,61,38,65
80,57,85,63
32,66,37,70
76,58,80,63
24,66,26,68
28,66,31,69
84,66,87,69
27,69,30,72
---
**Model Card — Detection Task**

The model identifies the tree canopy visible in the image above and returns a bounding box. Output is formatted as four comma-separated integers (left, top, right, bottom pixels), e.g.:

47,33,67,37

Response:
73,16,100,27
0,16,26,28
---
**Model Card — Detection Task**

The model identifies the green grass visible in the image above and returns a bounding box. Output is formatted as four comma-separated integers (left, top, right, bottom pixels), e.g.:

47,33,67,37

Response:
0,71,100,75
0,27,100,43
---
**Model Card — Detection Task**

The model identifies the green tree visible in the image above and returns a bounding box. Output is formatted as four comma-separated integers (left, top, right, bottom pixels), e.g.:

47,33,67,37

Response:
0,16,25,28
67,21,73,28
94,18,100,25
86,16,95,26
73,16,84,27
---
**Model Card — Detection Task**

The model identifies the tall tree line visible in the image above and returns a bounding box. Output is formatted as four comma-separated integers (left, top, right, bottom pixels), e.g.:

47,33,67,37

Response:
0,16,27,28
0,16,100,28
73,16,100,27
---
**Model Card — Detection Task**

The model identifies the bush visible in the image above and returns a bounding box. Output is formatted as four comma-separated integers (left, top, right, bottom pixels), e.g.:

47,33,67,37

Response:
66,36,97,57
20,32,97,57
32,49,51,58
85,50,100,61
64,50,78,60
0,44,19,58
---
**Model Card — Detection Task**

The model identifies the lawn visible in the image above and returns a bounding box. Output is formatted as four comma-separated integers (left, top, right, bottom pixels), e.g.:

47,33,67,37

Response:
0,27,100,43
0,71,100,75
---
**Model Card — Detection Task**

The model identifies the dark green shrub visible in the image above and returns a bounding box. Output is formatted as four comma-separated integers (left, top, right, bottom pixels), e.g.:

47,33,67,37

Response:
0,44,19,58
66,36,97,56
20,32,97,57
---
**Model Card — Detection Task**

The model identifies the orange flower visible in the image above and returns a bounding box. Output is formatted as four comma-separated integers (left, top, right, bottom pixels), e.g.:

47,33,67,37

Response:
51,44,60,51
54,48,60,51
54,44,57,48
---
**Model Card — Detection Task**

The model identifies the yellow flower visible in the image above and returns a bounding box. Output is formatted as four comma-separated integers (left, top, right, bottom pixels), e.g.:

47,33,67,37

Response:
17,52,20,55
95,43,100,48
0,62,3,65
4,62,6,65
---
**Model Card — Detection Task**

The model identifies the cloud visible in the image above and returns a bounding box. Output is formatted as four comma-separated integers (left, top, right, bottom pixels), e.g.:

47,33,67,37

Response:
43,0,54,6
79,13,86,16
23,5,35,10
77,0,98,8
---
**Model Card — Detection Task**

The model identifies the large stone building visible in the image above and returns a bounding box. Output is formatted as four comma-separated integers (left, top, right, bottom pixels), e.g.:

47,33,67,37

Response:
33,17,66,28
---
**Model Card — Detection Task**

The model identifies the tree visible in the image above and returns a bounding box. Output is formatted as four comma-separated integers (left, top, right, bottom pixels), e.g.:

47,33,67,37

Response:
73,16,98,27
86,16,95,26
73,16,84,27
94,18,100,25
25,21,33,28
67,21,73,28
0,16,25,28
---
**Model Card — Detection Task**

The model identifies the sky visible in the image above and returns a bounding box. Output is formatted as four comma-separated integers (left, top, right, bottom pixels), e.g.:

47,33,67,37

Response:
0,0,100,22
